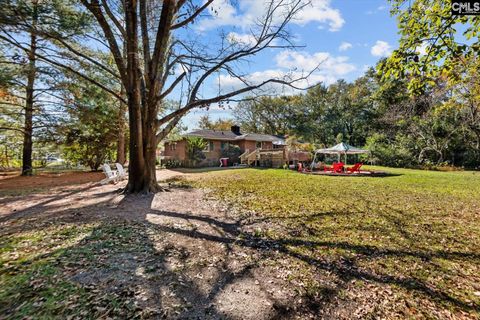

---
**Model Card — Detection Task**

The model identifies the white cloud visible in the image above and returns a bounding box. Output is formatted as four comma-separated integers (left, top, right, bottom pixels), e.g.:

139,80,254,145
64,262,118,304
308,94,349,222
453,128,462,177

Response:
196,0,344,33
338,41,352,51
226,32,257,46
294,0,345,31
218,50,356,95
371,40,392,57
275,50,356,76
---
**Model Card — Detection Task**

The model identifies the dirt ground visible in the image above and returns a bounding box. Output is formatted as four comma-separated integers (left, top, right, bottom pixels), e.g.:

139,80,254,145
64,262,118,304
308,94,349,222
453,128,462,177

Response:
0,171,104,190
2,169,479,319
1,170,331,319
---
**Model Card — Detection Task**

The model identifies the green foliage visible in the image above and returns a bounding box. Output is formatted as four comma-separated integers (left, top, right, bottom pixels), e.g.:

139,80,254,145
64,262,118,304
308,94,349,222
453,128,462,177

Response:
382,0,480,95
198,115,236,131
185,136,207,162
60,72,119,171
365,133,416,167
233,63,480,169
233,96,295,135
235,75,380,148
162,159,183,169
220,144,242,161
0,0,91,36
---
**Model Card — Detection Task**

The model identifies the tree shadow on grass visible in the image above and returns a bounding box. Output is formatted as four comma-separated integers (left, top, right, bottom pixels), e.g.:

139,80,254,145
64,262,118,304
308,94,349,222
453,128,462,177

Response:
145,210,479,305
1,185,479,319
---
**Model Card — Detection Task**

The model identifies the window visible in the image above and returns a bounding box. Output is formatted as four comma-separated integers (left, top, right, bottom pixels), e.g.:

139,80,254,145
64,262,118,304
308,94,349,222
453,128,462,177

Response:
209,141,214,151
203,140,210,152
256,141,262,149
169,143,176,151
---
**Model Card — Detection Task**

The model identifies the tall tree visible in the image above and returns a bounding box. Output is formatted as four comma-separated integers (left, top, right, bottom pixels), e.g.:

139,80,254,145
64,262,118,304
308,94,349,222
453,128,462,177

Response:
233,96,296,135
0,0,90,174
116,87,127,165
0,1,324,191
73,0,313,192
21,0,38,175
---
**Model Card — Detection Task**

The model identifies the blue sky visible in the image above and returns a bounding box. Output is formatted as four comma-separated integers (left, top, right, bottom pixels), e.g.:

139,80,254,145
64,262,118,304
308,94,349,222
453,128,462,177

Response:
180,0,400,129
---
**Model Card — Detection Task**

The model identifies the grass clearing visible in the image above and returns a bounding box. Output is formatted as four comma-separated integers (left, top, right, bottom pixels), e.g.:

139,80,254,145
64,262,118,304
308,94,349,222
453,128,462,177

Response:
1,166,479,318
0,221,153,318
188,166,480,317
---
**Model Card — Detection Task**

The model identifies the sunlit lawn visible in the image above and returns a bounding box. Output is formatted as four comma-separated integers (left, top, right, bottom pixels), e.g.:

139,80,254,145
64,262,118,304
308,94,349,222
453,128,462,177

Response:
1,166,479,318
189,166,480,317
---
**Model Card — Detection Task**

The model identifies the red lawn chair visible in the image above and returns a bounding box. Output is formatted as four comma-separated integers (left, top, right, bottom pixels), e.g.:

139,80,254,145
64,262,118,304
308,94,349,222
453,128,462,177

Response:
333,162,344,173
347,162,363,173
323,162,335,172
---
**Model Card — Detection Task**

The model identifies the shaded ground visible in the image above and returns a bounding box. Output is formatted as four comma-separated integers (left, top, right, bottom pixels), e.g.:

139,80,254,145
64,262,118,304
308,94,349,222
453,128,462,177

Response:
0,171,104,193
1,170,318,319
1,167,479,319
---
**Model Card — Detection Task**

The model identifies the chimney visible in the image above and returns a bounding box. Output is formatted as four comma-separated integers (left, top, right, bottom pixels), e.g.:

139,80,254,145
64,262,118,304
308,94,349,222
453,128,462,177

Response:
231,125,241,135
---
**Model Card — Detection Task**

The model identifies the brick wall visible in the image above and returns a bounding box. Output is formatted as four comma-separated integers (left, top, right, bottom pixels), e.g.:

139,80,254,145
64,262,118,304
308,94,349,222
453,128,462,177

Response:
163,138,278,165
163,140,187,160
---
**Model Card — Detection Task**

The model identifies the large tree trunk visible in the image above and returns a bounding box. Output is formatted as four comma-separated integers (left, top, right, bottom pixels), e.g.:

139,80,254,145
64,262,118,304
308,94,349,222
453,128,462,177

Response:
144,118,160,191
124,0,152,193
21,12,37,176
116,88,126,165
122,0,177,193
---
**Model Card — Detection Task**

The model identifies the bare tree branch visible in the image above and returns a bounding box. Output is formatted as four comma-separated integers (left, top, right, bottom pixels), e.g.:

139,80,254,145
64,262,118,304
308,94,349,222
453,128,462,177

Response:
158,71,186,101
171,0,213,30
0,33,124,103
101,0,126,38
81,0,127,86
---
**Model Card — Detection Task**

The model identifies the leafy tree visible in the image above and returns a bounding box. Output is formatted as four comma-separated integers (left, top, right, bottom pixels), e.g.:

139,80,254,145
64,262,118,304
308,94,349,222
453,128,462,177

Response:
381,0,480,94
233,96,296,135
234,76,380,147
60,74,119,171
0,0,90,175
185,136,206,163
364,133,416,167
198,115,235,131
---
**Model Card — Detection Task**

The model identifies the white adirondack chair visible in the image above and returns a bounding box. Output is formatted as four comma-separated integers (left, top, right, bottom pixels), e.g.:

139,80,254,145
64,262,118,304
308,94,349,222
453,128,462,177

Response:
100,164,118,185
115,163,127,180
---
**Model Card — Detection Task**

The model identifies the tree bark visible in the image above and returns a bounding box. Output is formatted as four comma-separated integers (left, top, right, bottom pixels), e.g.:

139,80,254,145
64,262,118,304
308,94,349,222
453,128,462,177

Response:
123,0,176,193
116,87,126,165
21,4,37,176
124,0,147,193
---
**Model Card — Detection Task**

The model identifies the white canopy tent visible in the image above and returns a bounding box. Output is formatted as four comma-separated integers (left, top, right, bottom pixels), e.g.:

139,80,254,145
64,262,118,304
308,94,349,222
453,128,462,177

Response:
311,142,369,168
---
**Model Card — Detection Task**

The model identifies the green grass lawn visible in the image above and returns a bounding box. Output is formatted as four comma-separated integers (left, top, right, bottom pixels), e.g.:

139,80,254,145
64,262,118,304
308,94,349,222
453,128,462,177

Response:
1,166,479,318
188,166,480,317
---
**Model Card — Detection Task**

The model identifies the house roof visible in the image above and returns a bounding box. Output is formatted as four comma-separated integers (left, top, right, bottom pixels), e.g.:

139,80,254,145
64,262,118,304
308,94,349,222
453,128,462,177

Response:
184,129,285,143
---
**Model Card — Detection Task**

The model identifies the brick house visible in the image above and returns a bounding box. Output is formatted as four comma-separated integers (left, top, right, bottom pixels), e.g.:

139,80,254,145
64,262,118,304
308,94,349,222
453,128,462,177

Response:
162,125,287,166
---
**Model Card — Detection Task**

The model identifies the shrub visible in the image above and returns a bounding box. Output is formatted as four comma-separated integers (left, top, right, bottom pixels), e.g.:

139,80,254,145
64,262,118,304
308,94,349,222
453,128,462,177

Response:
185,137,207,162
365,133,417,167
220,144,242,164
